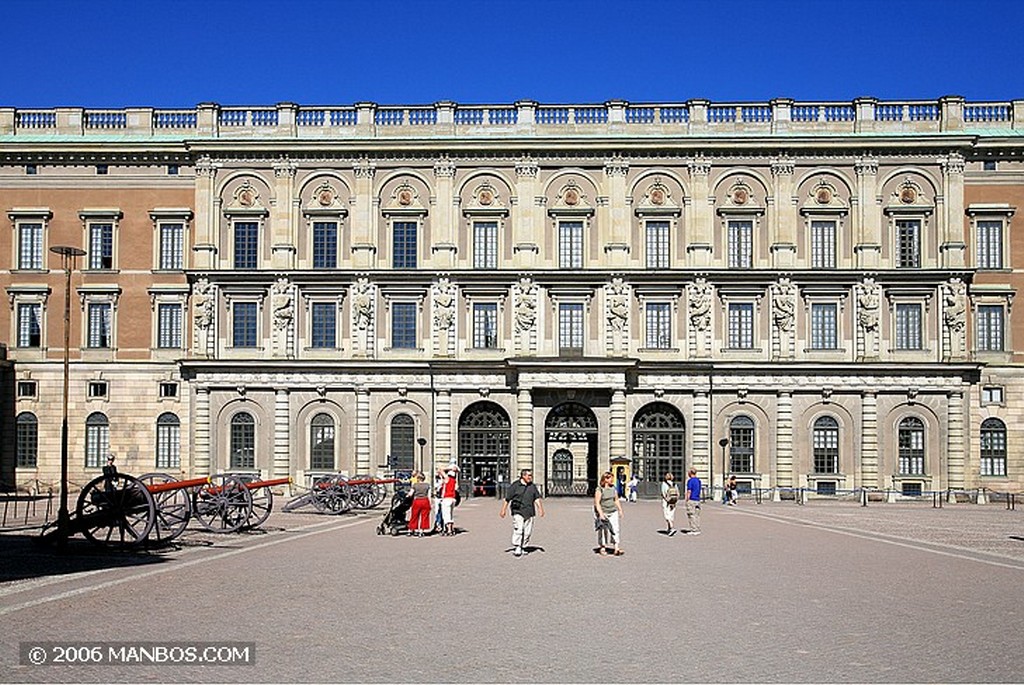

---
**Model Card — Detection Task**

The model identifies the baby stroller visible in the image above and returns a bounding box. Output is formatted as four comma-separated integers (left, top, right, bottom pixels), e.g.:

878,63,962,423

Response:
376,486,412,536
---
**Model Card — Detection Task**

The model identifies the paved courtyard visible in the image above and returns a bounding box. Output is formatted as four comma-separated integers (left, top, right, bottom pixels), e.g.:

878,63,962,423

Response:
1,494,1023,683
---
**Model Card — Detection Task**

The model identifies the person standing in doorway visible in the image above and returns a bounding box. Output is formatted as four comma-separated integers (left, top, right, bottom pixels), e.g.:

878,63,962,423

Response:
661,472,679,536
594,471,624,556
499,469,545,557
684,468,702,535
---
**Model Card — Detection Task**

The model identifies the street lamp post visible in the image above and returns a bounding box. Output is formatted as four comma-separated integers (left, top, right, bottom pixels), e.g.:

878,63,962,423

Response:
717,437,729,502
51,245,86,546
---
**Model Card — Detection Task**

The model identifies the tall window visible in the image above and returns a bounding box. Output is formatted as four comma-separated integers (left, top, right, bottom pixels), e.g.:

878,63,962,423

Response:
896,219,921,268
157,303,182,349
159,223,184,270
88,223,114,269
85,412,110,468
312,221,338,269
16,412,38,468
558,221,583,269
976,220,1003,270
810,303,838,350
632,402,685,486
812,416,839,474
87,302,112,348
17,303,41,348
390,414,415,471
727,220,753,268
727,303,754,349
234,222,258,269
391,302,417,349
392,221,418,268
895,303,922,350
232,302,258,348
473,221,498,270
552,449,573,487
897,417,925,475
309,413,335,470
230,412,255,469
980,418,1007,477
729,416,755,474
473,303,498,349
558,303,584,354
156,413,181,469
645,220,670,269
645,302,671,349
311,303,337,349
18,223,43,269
977,305,1005,352
811,220,836,269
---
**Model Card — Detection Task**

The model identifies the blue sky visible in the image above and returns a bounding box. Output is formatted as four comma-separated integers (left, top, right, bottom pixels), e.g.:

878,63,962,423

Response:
3,0,1023,108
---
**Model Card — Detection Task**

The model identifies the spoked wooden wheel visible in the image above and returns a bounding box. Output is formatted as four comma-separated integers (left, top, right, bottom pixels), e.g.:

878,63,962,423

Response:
137,472,192,543
192,475,252,533
75,473,156,549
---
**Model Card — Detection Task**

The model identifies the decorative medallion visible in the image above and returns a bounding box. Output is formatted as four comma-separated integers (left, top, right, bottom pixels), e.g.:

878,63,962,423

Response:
650,188,666,205
317,188,334,206
732,187,749,205
398,188,413,206
564,188,580,206
900,185,917,204
815,186,833,204
478,188,494,206
238,187,255,207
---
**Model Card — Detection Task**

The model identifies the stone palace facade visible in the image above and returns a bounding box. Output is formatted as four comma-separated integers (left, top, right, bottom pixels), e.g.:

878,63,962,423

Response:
1,97,1023,499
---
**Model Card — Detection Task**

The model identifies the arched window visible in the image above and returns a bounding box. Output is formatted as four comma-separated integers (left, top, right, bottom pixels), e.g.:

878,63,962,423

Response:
230,412,255,469
632,402,685,485
458,401,512,484
729,416,755,474
552,449,573,486
898,417,925,475
980,418,1007,477
16,412,38,468
156,413,180,469
85,412,110,468
390,413,415,471
812,416,839,474
310,413,335,471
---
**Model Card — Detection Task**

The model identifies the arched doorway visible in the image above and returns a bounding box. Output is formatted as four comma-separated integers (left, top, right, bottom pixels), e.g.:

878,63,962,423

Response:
457,401,511,495
632,402,685,498
545,402,598,496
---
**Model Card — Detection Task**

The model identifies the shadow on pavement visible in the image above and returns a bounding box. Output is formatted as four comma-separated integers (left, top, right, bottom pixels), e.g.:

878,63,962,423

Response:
0,533,169,583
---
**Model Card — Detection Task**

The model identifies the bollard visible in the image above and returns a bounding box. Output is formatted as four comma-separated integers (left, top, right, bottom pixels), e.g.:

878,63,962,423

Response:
860,488,868,507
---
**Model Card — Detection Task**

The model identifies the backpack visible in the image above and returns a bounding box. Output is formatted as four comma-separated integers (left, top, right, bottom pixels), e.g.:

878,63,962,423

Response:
665,483,679,504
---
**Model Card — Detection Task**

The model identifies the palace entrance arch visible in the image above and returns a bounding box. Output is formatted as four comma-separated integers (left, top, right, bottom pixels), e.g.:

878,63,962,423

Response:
544,402,598,496
631,402,686,498
456,401,511,492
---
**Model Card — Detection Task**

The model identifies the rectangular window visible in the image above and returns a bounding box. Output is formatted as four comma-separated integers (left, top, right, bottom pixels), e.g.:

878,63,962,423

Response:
558,221,584,269
976,220,1003,270
645,221,670,269
159,382,178,398
727,303,754,349
728,220,753,269
18,223,43,269
87,302,112,348
234,222,259,269
981,386,1004,405
17,380,37,398
391,302,417,348
311,302,337,349
232,302,258,348
811,220,836,269
810,303,838,350
88,223,114,269
558,303,584,354
88,381,108,398
645,302,672,348
977,305,1005,352
157,303,182,349
895,303,922,350
159,223,184,270
392,221,418,269
312,221,338,269
17,303,42,348
896,219,921,268
472,303,498,349
473,221,498,270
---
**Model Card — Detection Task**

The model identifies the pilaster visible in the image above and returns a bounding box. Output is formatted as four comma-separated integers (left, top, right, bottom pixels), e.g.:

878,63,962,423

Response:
854,157,881,268
194,386,211,476
861,391,878,488
947,388,965,492
355,386,371,474
193,156,218,269
432,158,457,268
686,157,713,267
351,160,377,268
770,157,797,267
603,157,630,266
940,152,967,268
776,391,793,488
274,388,290,478
610,388,627,461
271,158,297,269
514,157,540,268
693,390,710,483
516,388,534,475
435,389,452,469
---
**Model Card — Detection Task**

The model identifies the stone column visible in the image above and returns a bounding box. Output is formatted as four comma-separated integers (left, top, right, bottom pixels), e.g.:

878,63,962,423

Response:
274,388,290,478
193,156,218,269
432,158,457,268
854,157,881,269
947,388,965,498
351,160,377,269
861,391,878,489
610,388,627,462
686,157,713,267
355,386,371,475
194,386,211,476
435,389,452,470
514,157,540,268
940,152,967,268
770,157,797,267
603,157,630,267
693,390,710,483
271,158,297,269
516,388,534,475
776,391,794,489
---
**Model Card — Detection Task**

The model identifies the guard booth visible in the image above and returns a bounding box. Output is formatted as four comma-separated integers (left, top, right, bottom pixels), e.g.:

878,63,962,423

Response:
610,456,631,499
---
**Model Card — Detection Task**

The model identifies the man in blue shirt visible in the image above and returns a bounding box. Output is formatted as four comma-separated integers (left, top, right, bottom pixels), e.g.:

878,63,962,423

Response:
684,468,702,535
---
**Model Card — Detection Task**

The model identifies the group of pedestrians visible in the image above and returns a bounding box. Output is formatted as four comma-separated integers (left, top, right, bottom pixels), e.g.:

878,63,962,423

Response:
659,469,703,537
406,464,460,537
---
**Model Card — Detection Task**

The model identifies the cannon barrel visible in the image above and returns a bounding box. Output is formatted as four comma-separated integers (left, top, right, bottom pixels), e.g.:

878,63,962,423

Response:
243,476,291,490
146,476,211,494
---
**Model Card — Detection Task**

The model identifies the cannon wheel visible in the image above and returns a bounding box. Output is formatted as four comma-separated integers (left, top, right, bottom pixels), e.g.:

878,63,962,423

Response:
137,472,191,543
245,488,273,529
311,475,351,515
192,475,252,533
75,473,156,549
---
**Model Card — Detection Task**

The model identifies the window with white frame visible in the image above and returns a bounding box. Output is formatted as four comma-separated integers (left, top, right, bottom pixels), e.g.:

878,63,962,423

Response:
645,221,670,269
391,302,418,348
645,302,672,348
156,412,181,469
87,302,112,348
158,223,184,270
311,302,337,349
980,418,1007,477
981,385,1004,405
977,304,1005,352
17,222,44,270
812,416,839,473
810,303,838,350
896,219,921,268
473,221,498,270
897,416,925,475
472,303,498,349
558,221,584,269
727,220,753,269
17,302,42,348
894,303,923,350
976,219,1004,270
85,412,109,468
234,222,259,269
392,221,418,269
232,301,258,348
87,223,114,270
312,221,338,269
17,380,37,398
727,302,754,349
310,413,335,470
16,412,38,468
558,303,584,353
157,303,183,349
810,220,836,269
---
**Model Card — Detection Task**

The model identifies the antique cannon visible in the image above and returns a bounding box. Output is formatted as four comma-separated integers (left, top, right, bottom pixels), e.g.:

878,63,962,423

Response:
283,475,394,515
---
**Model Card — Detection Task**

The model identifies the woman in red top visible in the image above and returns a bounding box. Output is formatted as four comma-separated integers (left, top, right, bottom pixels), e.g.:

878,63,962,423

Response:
439,465,459,536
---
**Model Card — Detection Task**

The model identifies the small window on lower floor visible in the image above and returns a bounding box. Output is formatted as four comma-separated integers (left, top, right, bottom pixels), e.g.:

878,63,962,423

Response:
159,382,179,398
88,381,108,398
17,380,37,398
815,480,837,496
981,385,1004,405
901,482,923,497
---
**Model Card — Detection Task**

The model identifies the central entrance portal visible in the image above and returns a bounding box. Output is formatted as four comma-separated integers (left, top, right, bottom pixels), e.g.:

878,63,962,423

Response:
544,401,598,496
